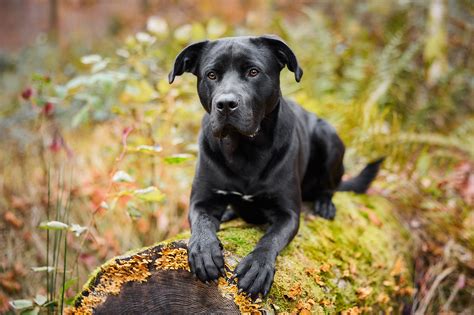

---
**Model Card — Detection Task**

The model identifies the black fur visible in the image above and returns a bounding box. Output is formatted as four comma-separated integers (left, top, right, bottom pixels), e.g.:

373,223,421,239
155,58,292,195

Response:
338,157,385,193
169,35,383,298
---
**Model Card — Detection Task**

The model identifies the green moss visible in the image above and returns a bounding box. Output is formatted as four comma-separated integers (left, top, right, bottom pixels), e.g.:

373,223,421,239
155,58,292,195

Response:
211,193,412,312
76,194,412,313
218,223,264,257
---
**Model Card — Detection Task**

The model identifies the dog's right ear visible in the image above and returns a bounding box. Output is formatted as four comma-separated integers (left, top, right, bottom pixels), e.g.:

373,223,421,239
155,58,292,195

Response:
168,40,208,84
258,35,303,82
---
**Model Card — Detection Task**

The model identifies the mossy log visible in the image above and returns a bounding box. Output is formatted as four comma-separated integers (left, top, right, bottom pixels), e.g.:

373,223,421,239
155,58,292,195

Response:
68,194,413,314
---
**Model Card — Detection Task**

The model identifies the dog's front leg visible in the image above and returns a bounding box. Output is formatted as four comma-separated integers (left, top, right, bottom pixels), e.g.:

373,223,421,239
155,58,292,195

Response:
188,199,226,282
233,209,299,298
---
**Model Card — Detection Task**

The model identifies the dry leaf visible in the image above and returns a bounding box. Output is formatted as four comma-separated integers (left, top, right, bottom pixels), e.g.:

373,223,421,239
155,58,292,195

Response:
397,286,415,296
0,292,10,313
0,278,21,293
356,286,373,300
349,262,358,275
368,211,383,227
451,161,474,205
3,211,23,229
374,262,385,269
390,256,405,276
11,196,29,211
13,262,26,277
377,293,390,304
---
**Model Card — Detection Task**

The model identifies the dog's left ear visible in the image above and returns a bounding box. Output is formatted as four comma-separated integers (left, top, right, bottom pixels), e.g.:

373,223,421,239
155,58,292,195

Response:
259,35,303,82
168,40,209,84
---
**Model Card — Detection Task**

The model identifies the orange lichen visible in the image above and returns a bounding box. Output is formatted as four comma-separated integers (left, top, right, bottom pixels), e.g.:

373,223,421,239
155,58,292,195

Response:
67,245,263,314
288,298,316,314
154,247,190,271
67,252,153,314
285,283,303,300
217,275,262,314
304,267,325,286
341,306,363,315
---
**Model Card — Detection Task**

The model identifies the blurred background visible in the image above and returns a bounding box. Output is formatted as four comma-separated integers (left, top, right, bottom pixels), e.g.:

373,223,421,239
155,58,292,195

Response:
0,0,472,313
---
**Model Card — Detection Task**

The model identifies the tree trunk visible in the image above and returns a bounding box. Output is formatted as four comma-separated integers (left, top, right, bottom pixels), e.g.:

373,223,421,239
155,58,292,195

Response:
67,194,413,314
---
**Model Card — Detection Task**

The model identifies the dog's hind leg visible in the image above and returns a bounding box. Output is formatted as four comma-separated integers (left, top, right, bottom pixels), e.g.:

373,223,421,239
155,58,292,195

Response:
301,120,345,220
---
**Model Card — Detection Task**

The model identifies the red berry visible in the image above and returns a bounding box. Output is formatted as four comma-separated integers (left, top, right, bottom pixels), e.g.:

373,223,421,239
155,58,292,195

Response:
21,88,32,100
44,102,54,116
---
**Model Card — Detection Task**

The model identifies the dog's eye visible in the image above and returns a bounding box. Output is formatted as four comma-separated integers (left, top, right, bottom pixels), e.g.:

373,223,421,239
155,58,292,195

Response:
207,71,217,80
248,68,259,77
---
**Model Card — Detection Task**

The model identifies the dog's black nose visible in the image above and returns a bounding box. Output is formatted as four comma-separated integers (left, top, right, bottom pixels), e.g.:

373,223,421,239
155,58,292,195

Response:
215,94,239,113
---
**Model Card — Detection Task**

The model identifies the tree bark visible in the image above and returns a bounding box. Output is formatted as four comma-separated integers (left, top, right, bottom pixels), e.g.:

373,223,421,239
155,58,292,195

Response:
68,194,413,314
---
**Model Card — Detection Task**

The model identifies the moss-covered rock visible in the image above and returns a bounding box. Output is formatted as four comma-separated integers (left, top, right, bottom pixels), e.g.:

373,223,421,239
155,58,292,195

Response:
69,193,413,314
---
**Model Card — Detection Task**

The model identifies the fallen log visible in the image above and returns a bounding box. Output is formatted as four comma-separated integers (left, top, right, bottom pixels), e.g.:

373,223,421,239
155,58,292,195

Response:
68,194,413,314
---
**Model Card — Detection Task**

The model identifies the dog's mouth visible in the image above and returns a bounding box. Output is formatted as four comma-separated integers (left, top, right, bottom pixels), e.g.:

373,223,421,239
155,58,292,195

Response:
247,126,260,138
212,124,260,139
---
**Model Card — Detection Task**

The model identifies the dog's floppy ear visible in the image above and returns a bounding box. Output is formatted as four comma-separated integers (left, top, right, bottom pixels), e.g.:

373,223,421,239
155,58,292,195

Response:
259,35,303,82
168,40,208,84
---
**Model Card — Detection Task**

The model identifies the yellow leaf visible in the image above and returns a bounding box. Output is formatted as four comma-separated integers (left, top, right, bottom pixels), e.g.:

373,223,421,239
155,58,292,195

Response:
120,80,158,104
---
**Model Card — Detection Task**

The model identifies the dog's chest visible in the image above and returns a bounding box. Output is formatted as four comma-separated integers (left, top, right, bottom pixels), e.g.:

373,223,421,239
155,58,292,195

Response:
213,188,272,224
214,189,255,202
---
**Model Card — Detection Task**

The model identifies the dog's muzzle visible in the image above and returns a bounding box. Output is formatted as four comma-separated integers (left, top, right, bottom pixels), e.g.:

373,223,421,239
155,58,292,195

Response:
211,93,260,138
214,93,240,115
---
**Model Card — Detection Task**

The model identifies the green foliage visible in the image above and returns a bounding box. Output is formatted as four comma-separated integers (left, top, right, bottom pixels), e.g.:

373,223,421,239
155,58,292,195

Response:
0,1,472,313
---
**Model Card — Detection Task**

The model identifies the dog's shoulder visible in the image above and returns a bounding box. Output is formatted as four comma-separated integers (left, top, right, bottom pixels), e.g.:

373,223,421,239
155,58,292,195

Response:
282,97,320,129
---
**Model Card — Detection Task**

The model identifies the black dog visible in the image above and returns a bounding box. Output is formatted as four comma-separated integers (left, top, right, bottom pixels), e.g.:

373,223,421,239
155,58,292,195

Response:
169,35,383,298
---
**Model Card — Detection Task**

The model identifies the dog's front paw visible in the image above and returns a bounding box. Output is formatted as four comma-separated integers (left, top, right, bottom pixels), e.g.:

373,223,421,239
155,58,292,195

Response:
188,234,225,282
233,251,275,299
313,198,336,220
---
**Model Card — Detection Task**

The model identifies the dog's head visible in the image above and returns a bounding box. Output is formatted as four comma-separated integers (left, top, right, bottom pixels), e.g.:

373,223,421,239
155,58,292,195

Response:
169,35,303,138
